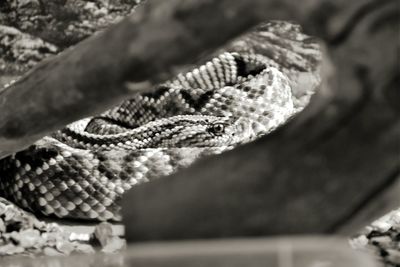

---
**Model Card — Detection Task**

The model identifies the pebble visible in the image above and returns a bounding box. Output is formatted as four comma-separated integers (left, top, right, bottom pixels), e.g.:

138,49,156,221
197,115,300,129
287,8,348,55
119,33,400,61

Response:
352,208,400,266
370,235,393,249
15,229,41,248
43,246,64,257
390,213,400,230
370,235,392,244
94,222,114,247
4,206,20,221
0,201,7,215
386,249,400,263
101,236,126,253
372,221,392,232
73,243,96,254
0,218,5,232
349,235,369,250
56,240,75,255
69,232,91,242
0,243,25,255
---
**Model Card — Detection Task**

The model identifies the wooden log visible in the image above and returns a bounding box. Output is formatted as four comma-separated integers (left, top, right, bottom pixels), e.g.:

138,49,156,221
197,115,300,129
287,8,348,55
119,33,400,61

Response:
1,237,378,267
122,0,400,241
0,0,314,159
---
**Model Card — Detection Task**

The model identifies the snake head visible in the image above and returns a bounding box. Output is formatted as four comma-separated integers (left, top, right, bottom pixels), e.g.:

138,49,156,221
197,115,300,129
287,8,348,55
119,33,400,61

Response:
146,115,265,148
174,115,268,147
195,116,268,147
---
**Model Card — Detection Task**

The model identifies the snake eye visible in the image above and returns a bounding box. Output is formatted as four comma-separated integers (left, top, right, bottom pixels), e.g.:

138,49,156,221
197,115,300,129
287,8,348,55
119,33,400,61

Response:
209,123,226,135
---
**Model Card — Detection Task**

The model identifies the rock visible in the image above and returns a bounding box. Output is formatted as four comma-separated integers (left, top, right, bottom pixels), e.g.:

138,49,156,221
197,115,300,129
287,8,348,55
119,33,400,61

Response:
386,249,400,264
56,240,75,255
372,220,392,233
0,218,5,233
351,208,400,266
390,213,400,230
370,236,393,249
4,205,20,222
101,236,126,253
349,235,369,250
43,246,64,257
15,229,41,248
69,232,91,242
0,201,7,216
93,222,114,247
73,243,96,254
41,232,62,247
0,243,25,255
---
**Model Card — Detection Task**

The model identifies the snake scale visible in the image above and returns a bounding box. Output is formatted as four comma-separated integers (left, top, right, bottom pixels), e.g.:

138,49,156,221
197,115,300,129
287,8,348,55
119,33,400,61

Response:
0,52,295,221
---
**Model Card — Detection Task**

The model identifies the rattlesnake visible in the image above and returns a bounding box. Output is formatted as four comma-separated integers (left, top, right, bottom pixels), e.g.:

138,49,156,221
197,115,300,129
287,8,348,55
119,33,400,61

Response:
0,52,295,221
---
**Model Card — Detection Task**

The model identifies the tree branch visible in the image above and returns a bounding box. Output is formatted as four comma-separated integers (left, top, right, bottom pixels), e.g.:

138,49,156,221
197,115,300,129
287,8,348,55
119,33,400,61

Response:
0,0,364,158
122,0,400,240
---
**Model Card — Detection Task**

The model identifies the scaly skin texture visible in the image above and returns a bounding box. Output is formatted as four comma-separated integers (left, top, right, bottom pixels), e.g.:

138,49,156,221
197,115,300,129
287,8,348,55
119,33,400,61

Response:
0,52,295,221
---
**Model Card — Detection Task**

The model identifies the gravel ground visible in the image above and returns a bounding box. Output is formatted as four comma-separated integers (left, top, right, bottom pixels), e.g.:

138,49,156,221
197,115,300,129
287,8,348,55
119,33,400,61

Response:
0,197,125,257
351,208,400,266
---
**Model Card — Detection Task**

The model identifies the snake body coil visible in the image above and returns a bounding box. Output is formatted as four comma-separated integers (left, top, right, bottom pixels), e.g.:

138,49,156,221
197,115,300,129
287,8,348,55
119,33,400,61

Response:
0,52,295,221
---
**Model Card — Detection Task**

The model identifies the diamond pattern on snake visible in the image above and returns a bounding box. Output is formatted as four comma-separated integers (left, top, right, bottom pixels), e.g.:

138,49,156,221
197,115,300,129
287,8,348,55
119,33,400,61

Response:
0,52,295,221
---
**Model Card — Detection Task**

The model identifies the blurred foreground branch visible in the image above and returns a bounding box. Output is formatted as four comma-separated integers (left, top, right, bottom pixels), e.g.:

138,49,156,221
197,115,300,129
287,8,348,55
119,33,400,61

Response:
0,0,363,158
122,0,400,240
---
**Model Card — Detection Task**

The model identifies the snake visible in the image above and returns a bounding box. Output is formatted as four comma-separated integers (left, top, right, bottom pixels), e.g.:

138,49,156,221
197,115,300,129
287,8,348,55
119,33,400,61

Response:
0,51,295,221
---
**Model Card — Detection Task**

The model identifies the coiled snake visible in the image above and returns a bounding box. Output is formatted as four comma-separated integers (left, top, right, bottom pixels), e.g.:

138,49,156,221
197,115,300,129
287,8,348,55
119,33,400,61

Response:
0,52,295,221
